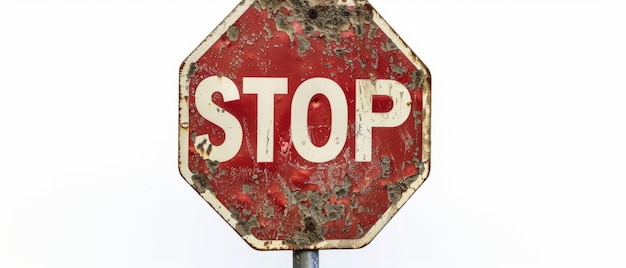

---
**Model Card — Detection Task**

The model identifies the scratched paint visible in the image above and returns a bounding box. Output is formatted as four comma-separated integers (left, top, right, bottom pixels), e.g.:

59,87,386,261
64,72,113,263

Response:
179,0,431,250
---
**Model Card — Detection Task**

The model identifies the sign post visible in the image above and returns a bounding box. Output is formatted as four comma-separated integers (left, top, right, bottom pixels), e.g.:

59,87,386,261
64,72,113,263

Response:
293,250,319,268
178,0,431,263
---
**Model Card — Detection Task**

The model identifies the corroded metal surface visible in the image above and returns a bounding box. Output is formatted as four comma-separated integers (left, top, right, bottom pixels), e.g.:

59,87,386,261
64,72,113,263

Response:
179,0,431,250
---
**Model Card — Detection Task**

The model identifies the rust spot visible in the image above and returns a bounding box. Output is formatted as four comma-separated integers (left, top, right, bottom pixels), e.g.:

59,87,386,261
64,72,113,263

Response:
237,216,260,235
391,63,408,75
414,157,426,174
191,172,213,194
274,12,295,41
263,23,273,40
264,206,275,218
256,0,283,12
407,69,426,90
387,174,421,204
243,209,253,216
357,58,366,69
205,159,219,174
380,38,398,52
368,23,379,39
333,47,351,57
381,156,391,178
371,48,379,69
324,203,345,220
229,206,260,236
242,184,253,194
187,62,198,78
227,26,239,41
230,207,241,221
413,110,423,130
297,35,312,55
333,175,352,198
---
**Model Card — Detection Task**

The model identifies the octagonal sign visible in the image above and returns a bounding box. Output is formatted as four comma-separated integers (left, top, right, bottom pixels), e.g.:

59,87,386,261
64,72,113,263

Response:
179,0,431,250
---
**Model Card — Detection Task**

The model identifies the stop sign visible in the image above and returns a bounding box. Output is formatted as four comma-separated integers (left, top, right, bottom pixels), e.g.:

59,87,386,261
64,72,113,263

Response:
179,0,431,250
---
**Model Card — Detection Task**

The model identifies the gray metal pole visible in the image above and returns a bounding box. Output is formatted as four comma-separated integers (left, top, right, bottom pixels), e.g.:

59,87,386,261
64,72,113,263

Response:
293,250,319,268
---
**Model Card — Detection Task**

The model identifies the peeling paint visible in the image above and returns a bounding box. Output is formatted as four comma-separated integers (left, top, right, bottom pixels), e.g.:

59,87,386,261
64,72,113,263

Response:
187,62,198,78
237,215,260,235
391,63,408,75
264,206,275,218
191,172,214,194
242,184,253,194
227,26,240,41
297,34,312,55
412,110,423,129
274,12,295,41
407,69,426,90
333,175,352,198
205,159,219,174
387,174,419,204
380,38,398,51
380,156,391,178
324,203,345,220
333,47,351,57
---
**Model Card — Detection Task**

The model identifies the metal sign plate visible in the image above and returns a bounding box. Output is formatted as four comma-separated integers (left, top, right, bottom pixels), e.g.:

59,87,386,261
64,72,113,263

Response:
179,0,431,250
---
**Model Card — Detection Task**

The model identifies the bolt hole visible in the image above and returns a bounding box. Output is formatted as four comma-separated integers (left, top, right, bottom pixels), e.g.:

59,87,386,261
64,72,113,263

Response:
304,216,317,231
308,9,318,19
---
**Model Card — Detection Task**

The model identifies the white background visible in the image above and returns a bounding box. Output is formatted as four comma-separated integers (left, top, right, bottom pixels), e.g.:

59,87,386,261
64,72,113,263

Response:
1,0,625,267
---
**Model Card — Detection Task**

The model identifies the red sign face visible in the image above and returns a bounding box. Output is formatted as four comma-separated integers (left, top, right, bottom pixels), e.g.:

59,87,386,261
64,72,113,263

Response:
179,0,431,250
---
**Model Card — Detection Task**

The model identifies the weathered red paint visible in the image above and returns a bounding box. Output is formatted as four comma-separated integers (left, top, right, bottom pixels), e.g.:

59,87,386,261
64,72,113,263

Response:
180,0,430,250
